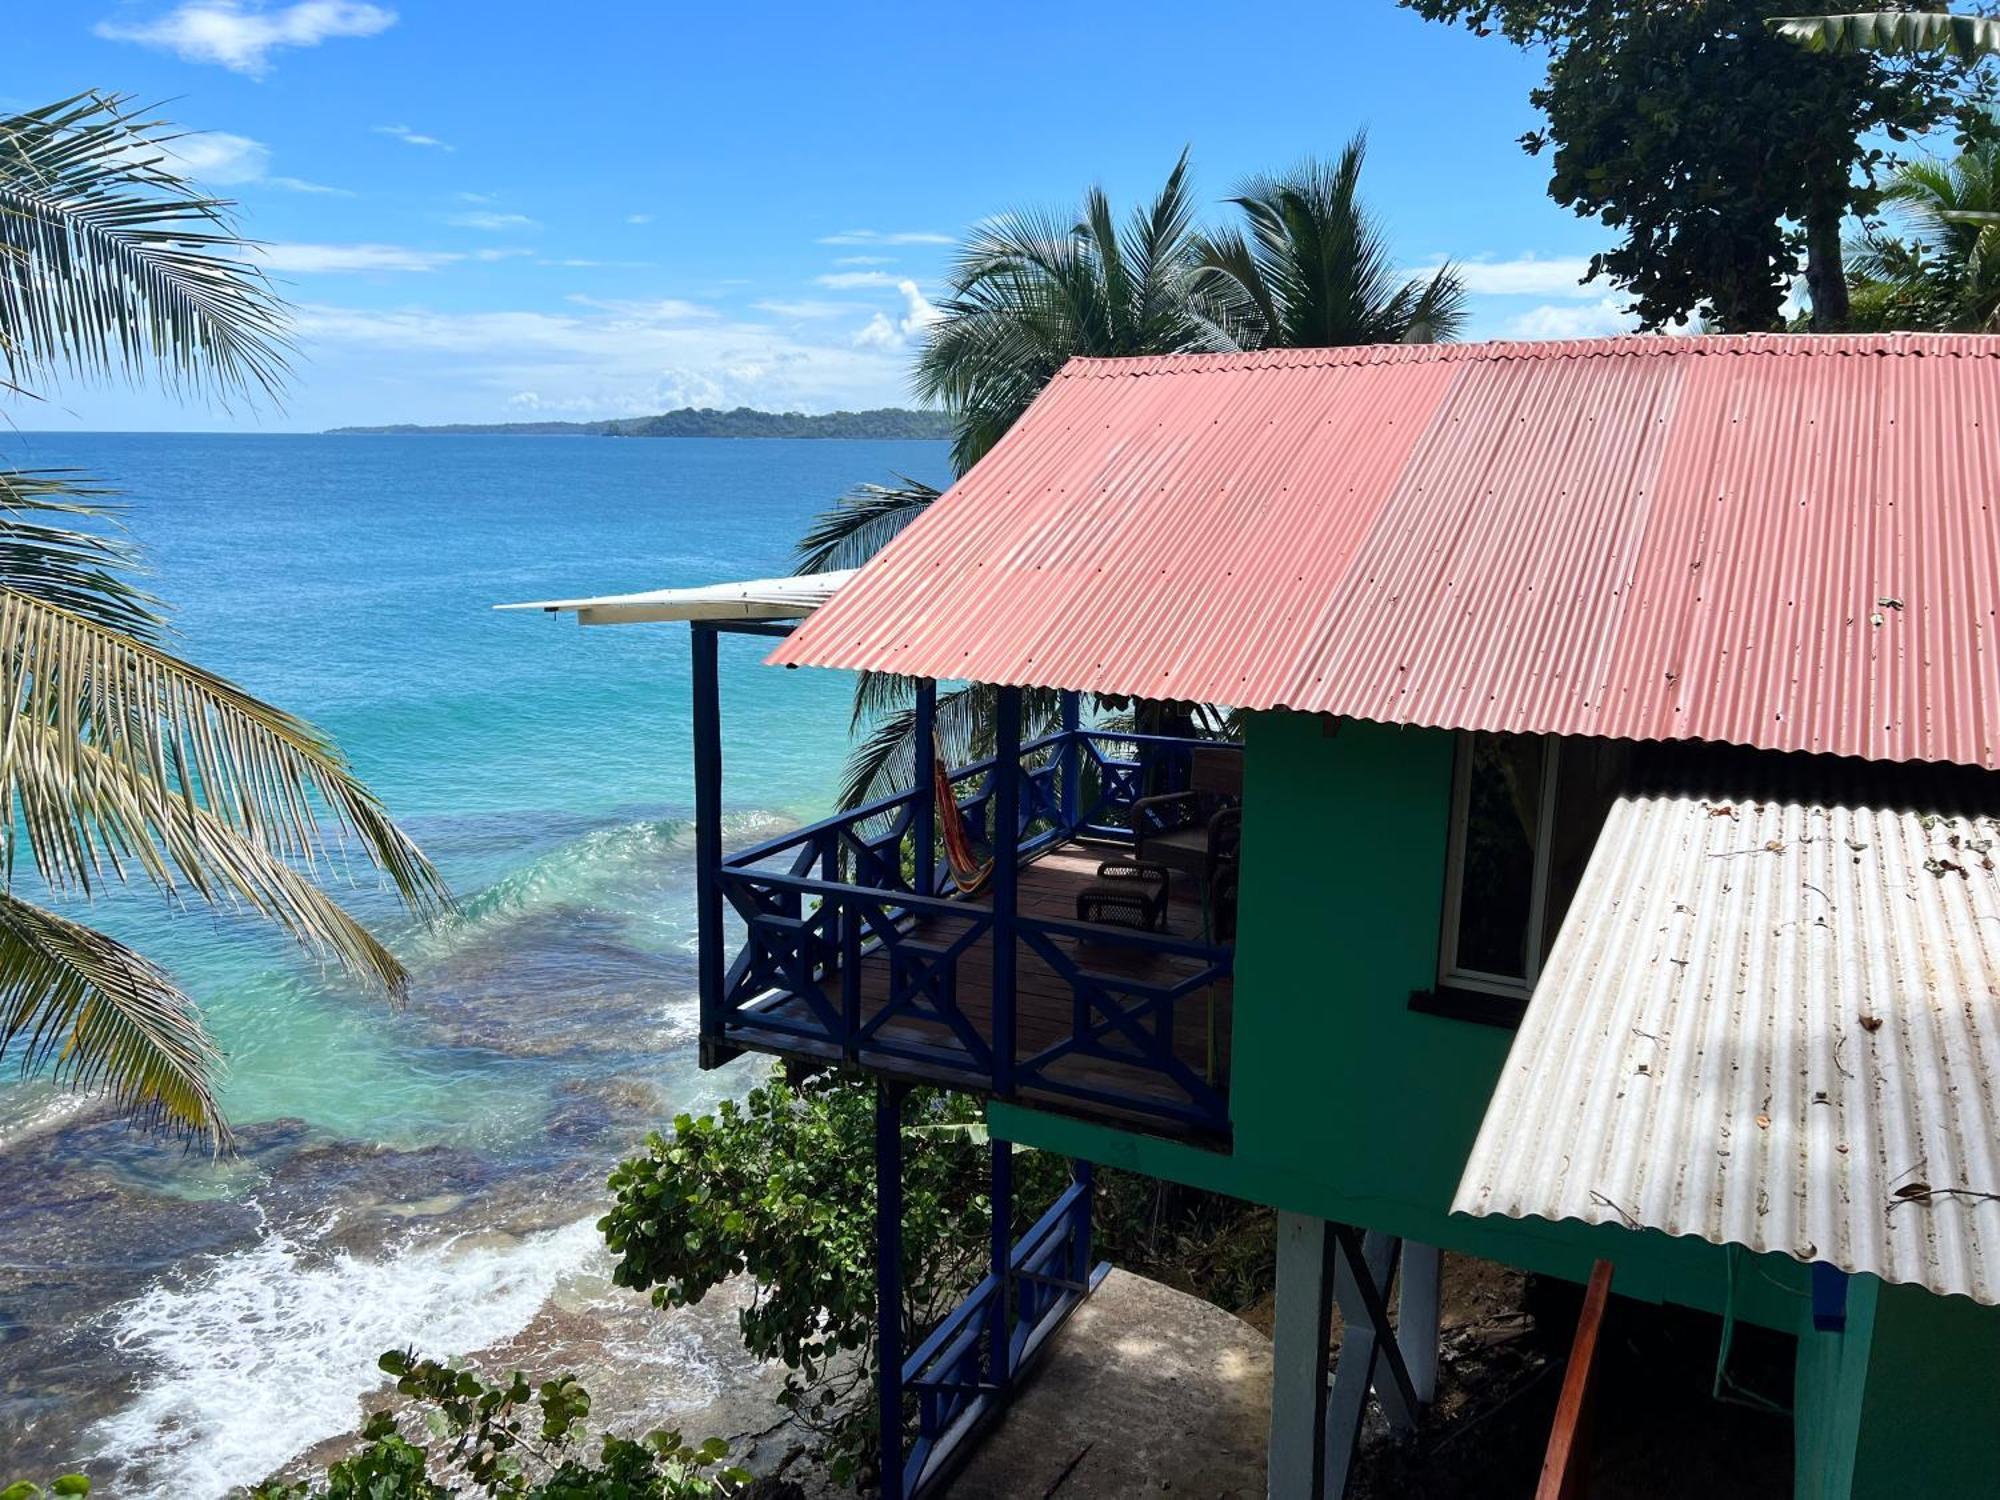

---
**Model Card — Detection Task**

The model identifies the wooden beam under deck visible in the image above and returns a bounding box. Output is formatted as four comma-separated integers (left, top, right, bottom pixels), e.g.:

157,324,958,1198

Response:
724,842,1233,1143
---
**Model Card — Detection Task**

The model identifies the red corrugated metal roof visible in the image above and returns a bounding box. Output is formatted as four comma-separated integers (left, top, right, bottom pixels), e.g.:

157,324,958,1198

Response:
771,335,2000,768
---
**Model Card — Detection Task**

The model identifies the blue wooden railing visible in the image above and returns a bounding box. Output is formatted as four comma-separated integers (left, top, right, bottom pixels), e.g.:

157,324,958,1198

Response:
900,1171,1107,1497
709,729,1238,1135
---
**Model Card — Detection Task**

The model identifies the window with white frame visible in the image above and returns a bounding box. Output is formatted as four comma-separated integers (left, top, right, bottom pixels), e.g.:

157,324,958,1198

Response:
1431,732,1631,1016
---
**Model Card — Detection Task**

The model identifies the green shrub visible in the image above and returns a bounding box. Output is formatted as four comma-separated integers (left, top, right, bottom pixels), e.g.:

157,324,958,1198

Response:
1,1481,90,1500
241,1350,748,1499
601,1066,1066,1486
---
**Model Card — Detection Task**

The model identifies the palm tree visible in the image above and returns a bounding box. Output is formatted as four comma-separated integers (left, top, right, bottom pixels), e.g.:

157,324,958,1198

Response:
0,94,446,1149
1847,138,2000,329
1194,135,1468,349
1771,11,2000,58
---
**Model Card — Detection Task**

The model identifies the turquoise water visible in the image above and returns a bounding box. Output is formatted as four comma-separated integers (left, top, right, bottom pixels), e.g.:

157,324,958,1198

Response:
0,433,950,1491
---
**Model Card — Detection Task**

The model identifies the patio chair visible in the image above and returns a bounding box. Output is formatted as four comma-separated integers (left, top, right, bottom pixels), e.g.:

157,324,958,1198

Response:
1133,745,1243,913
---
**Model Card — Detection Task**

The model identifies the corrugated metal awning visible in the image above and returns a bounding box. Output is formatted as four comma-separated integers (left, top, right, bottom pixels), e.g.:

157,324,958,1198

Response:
496,569,854,626
771,334,2000,769
1453,780,2000,1304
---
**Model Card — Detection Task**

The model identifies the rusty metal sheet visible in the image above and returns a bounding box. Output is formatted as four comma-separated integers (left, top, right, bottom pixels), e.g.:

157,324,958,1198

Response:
771,335,2000,769
1454,784,2000,1304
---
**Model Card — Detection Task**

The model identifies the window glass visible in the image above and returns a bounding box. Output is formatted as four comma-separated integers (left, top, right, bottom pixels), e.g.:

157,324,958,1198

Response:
1451,733,1545,983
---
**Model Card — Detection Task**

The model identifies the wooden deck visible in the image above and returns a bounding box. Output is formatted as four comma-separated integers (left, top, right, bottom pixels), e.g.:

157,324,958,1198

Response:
723,842,1232,1140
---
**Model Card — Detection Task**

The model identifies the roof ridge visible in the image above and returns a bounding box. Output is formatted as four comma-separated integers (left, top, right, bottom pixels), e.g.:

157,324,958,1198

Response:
1059,333,2000,378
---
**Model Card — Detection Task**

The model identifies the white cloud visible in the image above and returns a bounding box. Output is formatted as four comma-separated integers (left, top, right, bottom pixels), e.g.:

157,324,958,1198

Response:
816,270,897,289
374,123,452,151
754,299,849,320
158,131,350,195
854,280,939,350
625,213,653,225
817,229,953,246
260,243,465,273
447,211,538,231
1413,254,1597,299
96,1,395,76
538,257,653,270
835,255,894,266
290,297,918,417
1500,297,1634,341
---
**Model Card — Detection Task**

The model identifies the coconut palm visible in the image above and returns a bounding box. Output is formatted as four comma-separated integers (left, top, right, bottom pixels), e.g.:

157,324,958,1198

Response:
0,93,446,1149
1771,10,2000,58
1847,137,2000,328
1194,135,1468,349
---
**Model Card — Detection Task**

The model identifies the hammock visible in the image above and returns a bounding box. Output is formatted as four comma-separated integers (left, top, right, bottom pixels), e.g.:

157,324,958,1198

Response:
932,747,994,895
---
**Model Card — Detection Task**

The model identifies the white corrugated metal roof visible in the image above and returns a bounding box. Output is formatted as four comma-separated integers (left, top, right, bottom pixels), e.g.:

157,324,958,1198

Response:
496,569,854,626
1454,784,2000,1304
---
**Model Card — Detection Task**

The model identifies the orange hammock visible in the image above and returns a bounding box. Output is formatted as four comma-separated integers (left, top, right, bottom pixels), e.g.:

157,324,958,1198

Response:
932,748,994,895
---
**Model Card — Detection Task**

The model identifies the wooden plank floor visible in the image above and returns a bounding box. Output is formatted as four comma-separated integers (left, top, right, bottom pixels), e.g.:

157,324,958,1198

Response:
726,842,1232,1137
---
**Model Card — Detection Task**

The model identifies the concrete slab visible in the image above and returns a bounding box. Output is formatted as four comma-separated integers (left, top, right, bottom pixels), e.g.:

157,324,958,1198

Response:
942,1268,1271,1500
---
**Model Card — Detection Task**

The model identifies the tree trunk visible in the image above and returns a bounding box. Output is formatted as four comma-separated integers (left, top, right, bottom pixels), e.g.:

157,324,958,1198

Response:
1804,193,1851,332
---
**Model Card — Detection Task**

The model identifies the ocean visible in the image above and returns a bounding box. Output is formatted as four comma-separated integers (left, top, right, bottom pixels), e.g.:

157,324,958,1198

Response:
0,432,953,1494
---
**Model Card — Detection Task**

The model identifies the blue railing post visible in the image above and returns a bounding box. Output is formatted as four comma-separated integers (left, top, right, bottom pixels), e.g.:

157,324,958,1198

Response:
988,1135,1014,1388
692,623,726,1064
914,678,937,897
991,686,1022,1096
1069,1159,1094,1287
877,1080,907,1500
1058,689,1080,837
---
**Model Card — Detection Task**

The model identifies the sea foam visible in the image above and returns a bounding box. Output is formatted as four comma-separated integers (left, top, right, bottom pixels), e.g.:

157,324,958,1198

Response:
88,1215,603,1498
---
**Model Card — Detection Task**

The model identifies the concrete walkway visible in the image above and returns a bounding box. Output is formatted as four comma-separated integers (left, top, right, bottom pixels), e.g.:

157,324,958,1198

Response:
943,1269,1271,1499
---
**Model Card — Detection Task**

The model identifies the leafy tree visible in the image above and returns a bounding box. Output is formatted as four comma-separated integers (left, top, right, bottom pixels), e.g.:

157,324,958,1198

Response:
600,1067,1068,1488
1847,134,2000,325
1403,0,1992,330
0,94,446,1147
1195,135,1468,347
241,1351,749,1499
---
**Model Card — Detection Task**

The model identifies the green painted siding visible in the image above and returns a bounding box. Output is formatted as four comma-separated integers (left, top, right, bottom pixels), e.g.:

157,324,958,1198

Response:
992,711,1806,1329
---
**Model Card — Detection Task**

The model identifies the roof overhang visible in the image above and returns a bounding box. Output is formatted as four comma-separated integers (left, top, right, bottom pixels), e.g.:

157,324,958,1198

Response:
496,569,855,627
1454,782,2000,1304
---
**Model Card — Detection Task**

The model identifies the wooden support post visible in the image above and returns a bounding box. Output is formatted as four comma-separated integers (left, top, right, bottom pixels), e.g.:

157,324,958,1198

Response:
1069,1158,1094,1286
692,623,727,1067
1058,688,1081,835
1538,1259,1615,1500
988,1135,1014,1387
914,678,937,897
1398,1241,1442,1406
991,686,1022,1096
1268,1211,1337,1500
876,1081,908,1500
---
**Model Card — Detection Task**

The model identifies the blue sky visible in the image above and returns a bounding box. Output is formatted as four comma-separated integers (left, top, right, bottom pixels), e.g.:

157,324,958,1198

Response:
17,1,1628,431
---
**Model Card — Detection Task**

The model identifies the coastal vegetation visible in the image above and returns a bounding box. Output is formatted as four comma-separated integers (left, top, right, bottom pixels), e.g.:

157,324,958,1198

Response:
329,408,954,440
1402,0,1996,330
0,93,444,1148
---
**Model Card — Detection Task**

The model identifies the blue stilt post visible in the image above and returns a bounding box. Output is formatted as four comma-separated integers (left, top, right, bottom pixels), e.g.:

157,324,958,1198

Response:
877,1080,907,1500
692,623,726,1065
1069,1158,1094,1286
914,678,937,897
988,1135,1014,1388
991,686,1022,1097
1058,688,1081,836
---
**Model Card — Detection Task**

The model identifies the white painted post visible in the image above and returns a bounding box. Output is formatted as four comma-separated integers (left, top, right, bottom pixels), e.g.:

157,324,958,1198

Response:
1397,1241,1443,1407
1269,1212,1335,1500
1325,1231,1412,1499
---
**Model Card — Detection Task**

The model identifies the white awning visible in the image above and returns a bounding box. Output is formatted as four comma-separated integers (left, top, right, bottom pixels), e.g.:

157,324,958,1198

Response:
495,569,855,627
1454,783,2000,1304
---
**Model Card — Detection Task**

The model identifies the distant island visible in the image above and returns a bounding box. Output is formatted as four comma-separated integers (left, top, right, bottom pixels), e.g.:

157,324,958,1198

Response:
327,406,952,440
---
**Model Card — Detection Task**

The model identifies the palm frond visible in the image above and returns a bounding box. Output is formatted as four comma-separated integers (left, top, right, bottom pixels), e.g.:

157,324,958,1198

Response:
0,92,291,401
1770,11,2000,58
0,891,223,1147
0,468,163,637
0,589,448,933
793,477,941,575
